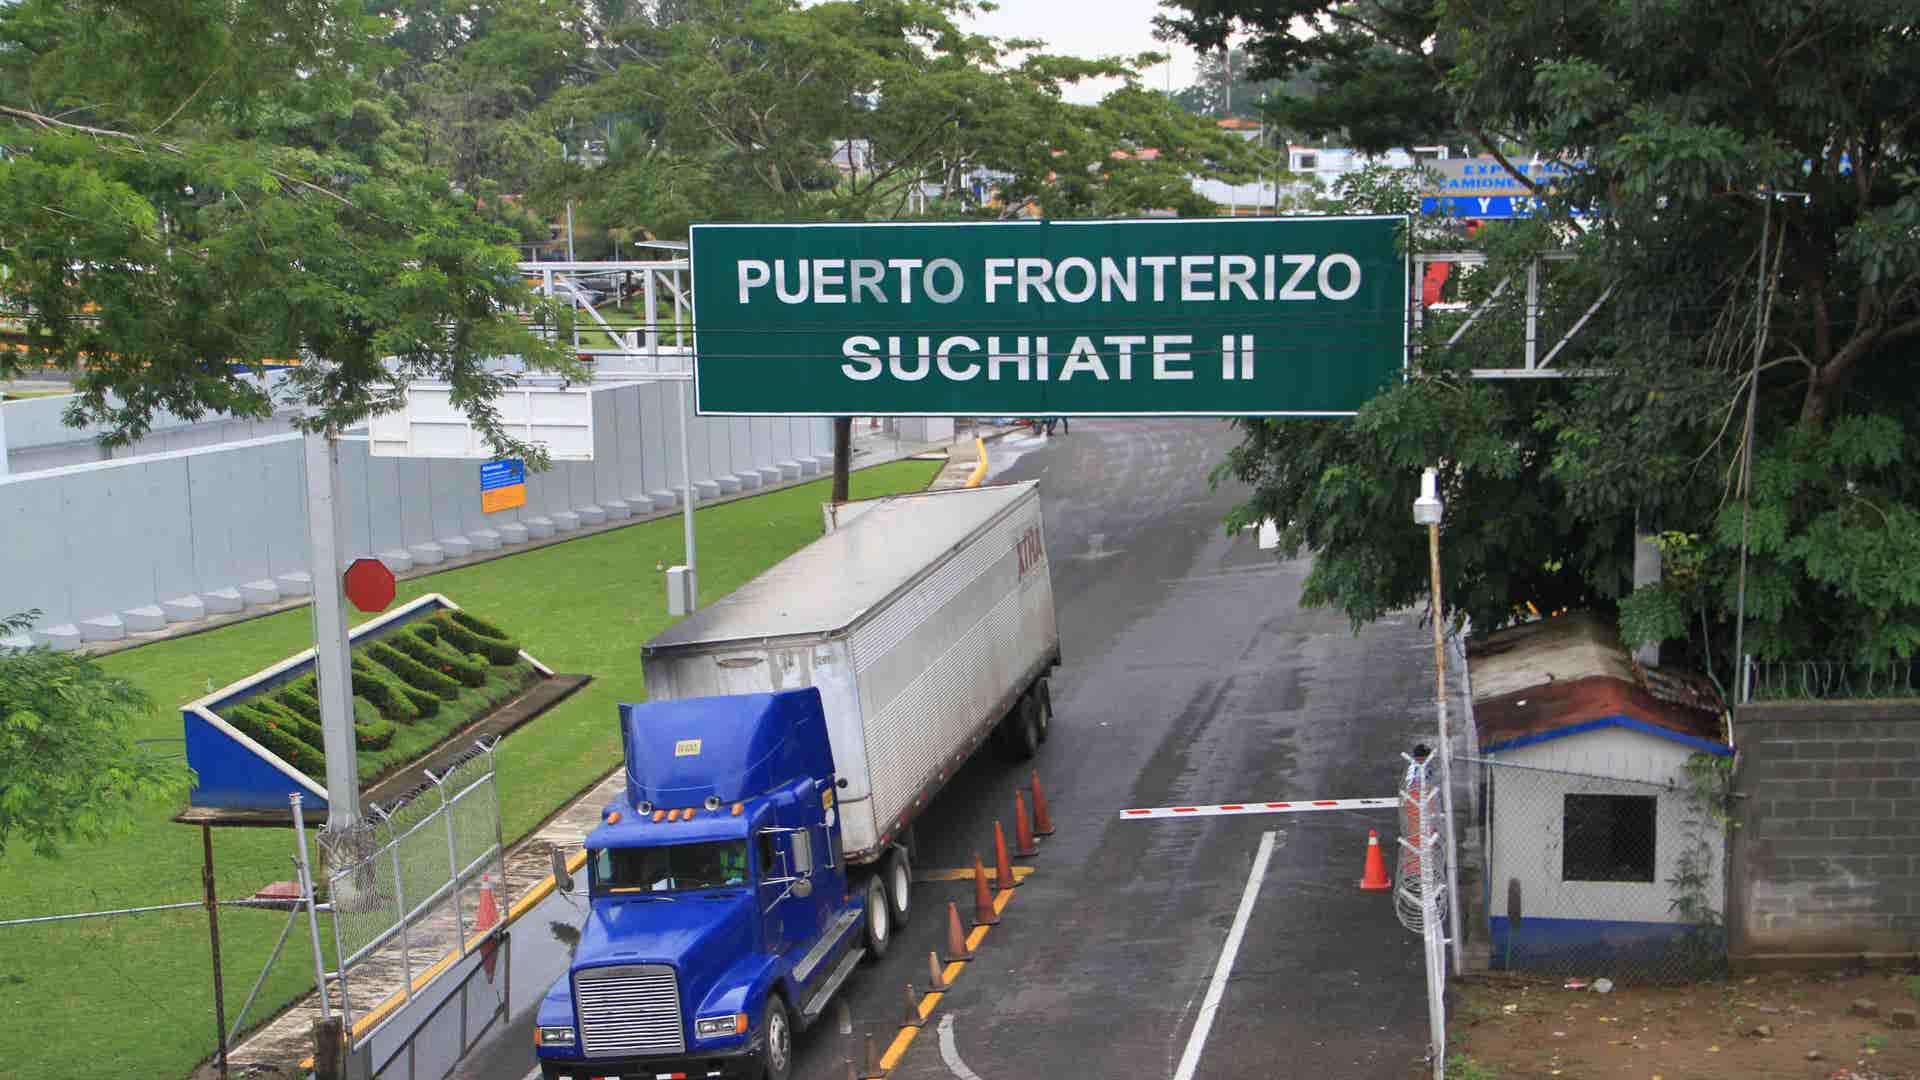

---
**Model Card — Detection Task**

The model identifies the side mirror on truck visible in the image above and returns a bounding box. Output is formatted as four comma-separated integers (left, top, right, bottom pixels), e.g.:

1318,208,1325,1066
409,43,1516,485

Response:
552,846,575,893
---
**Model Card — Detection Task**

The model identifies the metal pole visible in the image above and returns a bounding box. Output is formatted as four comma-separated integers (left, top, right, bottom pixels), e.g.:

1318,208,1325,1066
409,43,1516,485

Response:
0,390,10,477
202,824,231,1080
303,430,361,830
1427,517,1465,971
1732,195,1770,706
484,742,508,909
643,269,659,357
291,794,332,1023
676,378,697,607
565,201,575,262
1420,831,1446,1080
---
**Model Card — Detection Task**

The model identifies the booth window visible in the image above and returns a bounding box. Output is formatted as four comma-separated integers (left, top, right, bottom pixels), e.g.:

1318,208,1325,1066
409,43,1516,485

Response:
1562,793,1656,882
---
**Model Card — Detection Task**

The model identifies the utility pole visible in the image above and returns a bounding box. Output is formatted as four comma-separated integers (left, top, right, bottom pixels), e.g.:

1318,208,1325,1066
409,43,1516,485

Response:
303,429,361,831
1413,468,1465,972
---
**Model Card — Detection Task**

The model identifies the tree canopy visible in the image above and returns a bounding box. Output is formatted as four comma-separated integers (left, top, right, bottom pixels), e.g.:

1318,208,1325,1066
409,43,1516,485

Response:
0,0,579,455
1173,0,1920,670
0,614,192,859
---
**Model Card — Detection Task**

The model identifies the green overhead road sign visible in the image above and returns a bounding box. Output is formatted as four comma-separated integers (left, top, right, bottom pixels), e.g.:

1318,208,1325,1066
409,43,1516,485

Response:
689,216,1408,417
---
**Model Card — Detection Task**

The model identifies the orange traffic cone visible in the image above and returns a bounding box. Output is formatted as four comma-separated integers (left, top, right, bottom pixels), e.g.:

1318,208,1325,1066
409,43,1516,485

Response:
927,950,946,991
944,901,972,963
476,874,500,932
993,822,1016,890
1030,771,1055,836
1358,831,1392,891
1014,793,1039,857
971,854,1000,926
476,873,502,980
903,982,924,1028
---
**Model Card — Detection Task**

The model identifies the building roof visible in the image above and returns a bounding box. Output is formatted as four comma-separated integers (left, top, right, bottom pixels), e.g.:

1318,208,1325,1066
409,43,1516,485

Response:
1469,613,1730,757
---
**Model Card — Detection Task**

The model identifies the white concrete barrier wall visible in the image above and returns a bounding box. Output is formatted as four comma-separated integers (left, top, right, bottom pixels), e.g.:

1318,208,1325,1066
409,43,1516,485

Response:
0,384,832,647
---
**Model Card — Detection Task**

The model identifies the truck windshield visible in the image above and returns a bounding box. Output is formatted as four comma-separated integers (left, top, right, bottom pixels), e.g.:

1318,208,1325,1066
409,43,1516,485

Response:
594,841,750,893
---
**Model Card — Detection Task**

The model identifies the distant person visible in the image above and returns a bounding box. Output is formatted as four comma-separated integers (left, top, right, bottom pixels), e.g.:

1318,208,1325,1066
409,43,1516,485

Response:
1043,417,1069,436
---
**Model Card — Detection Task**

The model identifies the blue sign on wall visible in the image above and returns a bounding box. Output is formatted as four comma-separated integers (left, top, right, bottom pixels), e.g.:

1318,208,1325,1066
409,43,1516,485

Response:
480,459,526,513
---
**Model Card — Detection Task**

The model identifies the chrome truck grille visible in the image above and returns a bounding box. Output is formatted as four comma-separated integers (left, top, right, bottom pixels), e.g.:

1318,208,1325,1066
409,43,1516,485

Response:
574,963,685,1057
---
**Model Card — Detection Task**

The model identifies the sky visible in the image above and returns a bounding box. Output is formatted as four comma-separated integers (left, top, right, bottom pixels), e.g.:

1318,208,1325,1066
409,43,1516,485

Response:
958,0,1204,105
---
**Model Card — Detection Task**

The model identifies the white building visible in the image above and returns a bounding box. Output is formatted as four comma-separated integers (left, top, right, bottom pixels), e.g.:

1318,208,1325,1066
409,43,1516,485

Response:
1469,613,1730,975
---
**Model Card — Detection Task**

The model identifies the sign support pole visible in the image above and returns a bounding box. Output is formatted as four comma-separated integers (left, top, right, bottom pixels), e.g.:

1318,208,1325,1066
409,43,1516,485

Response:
304,429,361,829
676,377,697,610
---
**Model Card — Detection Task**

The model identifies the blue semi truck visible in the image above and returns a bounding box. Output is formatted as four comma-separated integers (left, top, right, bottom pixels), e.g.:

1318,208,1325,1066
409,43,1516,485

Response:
535,483,1059,1080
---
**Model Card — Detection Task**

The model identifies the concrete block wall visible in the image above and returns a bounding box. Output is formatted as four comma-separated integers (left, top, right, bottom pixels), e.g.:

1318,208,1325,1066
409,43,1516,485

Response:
1,373,300,474
1730,701,1920,966
0,382,832,647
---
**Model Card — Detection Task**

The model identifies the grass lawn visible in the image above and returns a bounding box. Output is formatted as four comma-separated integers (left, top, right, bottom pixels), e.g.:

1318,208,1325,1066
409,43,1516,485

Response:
0,457,941,1080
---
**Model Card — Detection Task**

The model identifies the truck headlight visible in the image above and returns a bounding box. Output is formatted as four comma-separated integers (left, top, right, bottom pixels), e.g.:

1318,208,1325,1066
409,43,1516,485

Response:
537,1026,576,1047
695,1014,748,1038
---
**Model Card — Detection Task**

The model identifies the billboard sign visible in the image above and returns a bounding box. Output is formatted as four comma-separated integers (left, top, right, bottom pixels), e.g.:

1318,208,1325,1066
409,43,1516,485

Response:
689,216,1408,417
1419,158,1584,219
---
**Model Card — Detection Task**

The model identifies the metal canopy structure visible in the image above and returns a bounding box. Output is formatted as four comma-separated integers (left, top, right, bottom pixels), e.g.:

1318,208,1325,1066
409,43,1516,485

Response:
1412,252,1611,379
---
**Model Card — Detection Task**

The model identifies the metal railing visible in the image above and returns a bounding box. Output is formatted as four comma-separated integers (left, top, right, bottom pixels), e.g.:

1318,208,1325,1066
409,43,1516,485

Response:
302,742,508,1047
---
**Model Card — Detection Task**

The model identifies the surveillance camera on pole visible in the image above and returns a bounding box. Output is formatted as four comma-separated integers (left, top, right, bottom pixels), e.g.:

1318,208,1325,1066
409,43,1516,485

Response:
1411,465,1464,978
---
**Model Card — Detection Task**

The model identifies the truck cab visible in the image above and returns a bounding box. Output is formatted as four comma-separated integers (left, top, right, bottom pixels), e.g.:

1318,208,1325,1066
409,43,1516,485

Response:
535,689,888,1080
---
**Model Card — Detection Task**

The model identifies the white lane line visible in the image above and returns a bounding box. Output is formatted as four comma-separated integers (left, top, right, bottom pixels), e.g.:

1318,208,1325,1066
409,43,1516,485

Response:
939,1013,985,1080
1119,797,1397,820
1172,830,1278,1080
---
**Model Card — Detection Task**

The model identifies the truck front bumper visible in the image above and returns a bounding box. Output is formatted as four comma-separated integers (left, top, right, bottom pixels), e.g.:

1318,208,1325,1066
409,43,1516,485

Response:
538,1040,763,1080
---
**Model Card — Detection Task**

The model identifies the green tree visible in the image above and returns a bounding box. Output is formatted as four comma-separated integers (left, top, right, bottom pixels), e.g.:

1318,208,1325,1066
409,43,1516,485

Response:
0,613,193,858
1179,0,1920,668
0,0,579,454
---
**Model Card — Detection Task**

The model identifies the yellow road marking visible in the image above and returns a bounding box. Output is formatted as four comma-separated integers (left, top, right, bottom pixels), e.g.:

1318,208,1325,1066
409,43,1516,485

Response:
917,866,1035,882
878,875,1025,1071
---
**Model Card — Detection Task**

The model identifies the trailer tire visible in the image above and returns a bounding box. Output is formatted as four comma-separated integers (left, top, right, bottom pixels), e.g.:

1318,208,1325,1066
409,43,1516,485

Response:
861,874,891,963
997,698,1040,761
883,847,912,927
761,995,793,1080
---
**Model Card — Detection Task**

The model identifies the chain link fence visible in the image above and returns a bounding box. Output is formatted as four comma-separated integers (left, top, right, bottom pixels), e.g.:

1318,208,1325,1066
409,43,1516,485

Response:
1474,757,1725,983
308,743,508,1044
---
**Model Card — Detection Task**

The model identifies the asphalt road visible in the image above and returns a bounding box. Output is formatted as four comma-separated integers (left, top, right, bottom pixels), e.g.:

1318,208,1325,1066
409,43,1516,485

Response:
461,417,1442,1080
803,418,1439,1080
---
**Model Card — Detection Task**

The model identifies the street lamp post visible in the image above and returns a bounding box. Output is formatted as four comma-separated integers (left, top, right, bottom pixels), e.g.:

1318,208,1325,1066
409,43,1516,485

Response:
1413,468,1466,972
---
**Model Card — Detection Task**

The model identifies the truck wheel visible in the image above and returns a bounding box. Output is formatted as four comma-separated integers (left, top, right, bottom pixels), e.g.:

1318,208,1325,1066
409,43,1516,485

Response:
884,847,913,927
861,875,892,962
761,995,793,1080
1033,680,1053,743
998,699,1040,761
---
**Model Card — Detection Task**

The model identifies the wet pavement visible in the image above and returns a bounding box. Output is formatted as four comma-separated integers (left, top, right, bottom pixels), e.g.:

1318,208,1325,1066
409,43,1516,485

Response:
455,417,1443,1080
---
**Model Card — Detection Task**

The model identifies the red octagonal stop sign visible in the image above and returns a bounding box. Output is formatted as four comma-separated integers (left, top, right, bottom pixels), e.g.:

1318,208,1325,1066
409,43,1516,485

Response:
343,558,396,613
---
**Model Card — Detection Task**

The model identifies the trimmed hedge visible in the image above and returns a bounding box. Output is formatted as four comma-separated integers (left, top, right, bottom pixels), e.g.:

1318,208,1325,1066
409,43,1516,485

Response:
393,628,487,688
254,698,325,747
278,687,322,723
352,658,431,721
226,703,321,767
354,717,395,751
436,612,521,665
353,695,383,728
367,642,461,700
